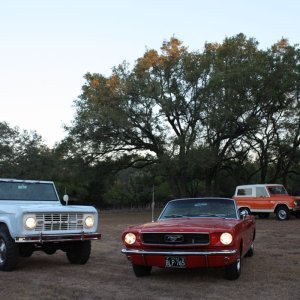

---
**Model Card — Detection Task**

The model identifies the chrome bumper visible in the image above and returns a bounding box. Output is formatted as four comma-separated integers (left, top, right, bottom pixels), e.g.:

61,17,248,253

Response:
121,248,237,256
15,232,101,243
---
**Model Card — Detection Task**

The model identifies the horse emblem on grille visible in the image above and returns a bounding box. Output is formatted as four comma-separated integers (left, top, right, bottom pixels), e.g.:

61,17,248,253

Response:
164,234,184,243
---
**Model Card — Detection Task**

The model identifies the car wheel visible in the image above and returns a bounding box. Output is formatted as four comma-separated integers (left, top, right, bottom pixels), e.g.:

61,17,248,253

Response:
245,241,254,257
19,244,35,258
132,264,152,277
225,252,241,280
66,241,91,264
276,206,290,221
295,212,300,219
0,227,19,271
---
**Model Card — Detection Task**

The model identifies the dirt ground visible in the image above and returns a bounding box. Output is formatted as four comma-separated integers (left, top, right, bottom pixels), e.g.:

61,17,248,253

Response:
0,211,299,300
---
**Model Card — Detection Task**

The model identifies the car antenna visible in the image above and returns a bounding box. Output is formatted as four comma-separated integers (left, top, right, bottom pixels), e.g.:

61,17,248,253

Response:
151,185,155,222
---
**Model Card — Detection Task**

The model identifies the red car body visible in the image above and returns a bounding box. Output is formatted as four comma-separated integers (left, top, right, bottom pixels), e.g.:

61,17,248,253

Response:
122,198,255,280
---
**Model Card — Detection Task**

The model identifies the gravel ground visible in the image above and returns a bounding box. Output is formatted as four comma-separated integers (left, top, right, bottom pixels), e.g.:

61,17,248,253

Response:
0,211,299,300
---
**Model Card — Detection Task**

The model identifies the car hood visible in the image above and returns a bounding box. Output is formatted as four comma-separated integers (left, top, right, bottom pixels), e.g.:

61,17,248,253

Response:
0,201,97,213
128,218,239,233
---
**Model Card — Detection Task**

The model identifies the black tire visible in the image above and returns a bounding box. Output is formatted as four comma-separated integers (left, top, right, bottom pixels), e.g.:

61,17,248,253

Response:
276,206,290,221
132,264,152,277
295,212,300,219
225,252,241,280
0,227,19,271
43,244,57,255
245,241,254,257
258,213,270,219
66,241,91,264
19,244,35,258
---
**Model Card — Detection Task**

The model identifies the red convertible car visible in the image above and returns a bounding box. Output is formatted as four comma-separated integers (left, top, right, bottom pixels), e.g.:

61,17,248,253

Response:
121,198,255,280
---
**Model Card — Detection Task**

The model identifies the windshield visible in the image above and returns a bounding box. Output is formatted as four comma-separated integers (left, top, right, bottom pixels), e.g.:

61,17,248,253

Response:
267,186,288,195
0,181,59,201
159,198,237,220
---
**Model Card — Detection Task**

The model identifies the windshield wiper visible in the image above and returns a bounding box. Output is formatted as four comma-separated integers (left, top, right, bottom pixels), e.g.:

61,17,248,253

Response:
163,214,185,219
196,213,227,218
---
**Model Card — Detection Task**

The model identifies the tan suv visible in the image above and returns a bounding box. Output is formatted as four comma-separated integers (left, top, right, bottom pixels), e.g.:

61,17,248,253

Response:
233,184,300,220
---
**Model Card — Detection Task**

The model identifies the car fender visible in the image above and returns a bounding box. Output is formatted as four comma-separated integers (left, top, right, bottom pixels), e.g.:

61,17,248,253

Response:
274,202,291,212
0,205,25,238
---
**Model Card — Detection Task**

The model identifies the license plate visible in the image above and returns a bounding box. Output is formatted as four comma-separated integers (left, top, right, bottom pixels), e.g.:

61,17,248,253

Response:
165,256,186,268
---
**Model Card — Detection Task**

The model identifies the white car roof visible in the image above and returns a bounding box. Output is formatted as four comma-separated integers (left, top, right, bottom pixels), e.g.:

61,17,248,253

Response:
236,184,283,188
0,178,54,184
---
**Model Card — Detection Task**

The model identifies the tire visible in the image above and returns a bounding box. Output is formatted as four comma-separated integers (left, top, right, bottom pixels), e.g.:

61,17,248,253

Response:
276,206,290,221
66,241,91,264
19,244,35,258
245,241,254,257
295,212,300,219
0,227,19,271
225,252,241,280
132,264,152,277
43,244,57,255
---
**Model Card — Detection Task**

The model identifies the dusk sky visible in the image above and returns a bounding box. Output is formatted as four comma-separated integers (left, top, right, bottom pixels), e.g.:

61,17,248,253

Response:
1,0,299,147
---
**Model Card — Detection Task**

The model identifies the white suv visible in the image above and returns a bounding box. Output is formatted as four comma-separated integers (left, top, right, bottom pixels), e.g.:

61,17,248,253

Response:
0,178,101,271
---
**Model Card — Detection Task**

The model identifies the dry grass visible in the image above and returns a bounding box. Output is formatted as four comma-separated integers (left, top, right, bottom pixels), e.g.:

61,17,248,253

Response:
0,211,299,300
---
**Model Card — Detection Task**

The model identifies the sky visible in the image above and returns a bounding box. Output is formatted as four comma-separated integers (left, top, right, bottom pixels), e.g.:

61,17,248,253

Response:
0,0,299,147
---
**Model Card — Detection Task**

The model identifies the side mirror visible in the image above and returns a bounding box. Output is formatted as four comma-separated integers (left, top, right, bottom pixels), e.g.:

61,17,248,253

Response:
240,210,247,220
63,194,69,206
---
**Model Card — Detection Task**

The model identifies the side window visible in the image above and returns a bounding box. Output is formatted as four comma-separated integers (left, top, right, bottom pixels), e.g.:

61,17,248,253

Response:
237,188,252,196
256,187,268,197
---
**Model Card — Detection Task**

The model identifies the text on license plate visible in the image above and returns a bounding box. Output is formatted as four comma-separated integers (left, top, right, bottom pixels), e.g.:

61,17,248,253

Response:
165,256,186,268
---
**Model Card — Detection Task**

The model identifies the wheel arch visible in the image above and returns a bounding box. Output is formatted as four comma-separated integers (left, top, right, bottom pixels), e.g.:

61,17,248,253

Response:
0,221,9,231
274,203,290,213
0,217,15,238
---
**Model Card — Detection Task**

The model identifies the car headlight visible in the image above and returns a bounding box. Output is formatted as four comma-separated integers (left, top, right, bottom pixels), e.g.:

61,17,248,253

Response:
84,215,94,228
220,232,233,245
124,233,136,245
25,217,37,230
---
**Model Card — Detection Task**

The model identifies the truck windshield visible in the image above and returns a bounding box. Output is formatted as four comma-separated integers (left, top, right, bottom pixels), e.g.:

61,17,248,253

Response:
0,181,59,201
267,186,288,195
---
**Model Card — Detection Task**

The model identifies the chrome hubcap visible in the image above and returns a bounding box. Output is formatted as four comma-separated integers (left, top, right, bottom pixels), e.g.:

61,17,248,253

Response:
0,239,6,264
278,210,287,219
236,257,241,272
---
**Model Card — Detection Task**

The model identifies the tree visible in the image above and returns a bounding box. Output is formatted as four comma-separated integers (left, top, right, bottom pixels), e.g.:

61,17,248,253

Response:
0,121,54,179
67,37,211,197
66,34,300,199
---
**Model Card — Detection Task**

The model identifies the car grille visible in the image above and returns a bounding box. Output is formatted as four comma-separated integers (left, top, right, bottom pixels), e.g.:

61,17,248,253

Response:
142,233,209,245
35,213,84,231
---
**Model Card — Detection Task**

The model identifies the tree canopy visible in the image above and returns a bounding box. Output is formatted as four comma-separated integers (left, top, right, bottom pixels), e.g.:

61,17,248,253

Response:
1,33,300,207
66,33,300,199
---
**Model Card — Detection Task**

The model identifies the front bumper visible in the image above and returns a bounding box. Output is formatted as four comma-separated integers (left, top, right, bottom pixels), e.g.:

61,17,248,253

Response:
122,248,237,256
15,232,101,243
122,248,238,268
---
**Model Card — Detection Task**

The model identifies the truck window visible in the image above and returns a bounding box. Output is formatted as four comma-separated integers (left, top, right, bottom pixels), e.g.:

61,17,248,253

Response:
256,187,268,197
237,188,252,196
